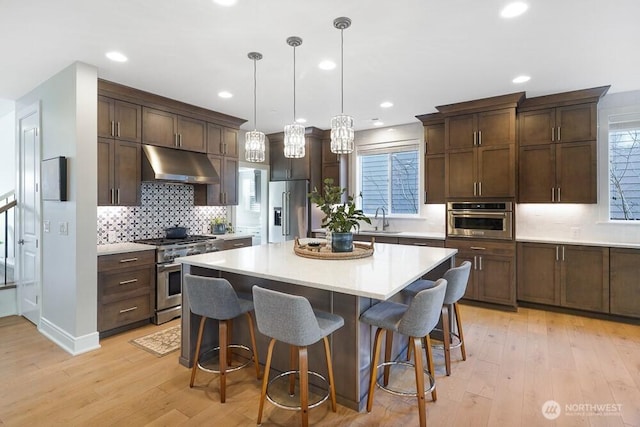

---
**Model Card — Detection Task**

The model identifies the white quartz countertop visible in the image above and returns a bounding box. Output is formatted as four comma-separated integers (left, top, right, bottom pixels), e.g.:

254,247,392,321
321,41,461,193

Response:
177,240,457,300
517,237,640,250
312,228,445,240
97,242,156,256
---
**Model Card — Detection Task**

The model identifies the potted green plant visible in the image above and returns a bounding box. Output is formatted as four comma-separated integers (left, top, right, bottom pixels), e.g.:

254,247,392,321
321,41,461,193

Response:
210,217,227,235
309,178,371,252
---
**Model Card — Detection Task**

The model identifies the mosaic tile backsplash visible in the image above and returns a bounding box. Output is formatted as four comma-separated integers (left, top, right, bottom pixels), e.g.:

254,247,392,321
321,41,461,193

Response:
97,182,226,244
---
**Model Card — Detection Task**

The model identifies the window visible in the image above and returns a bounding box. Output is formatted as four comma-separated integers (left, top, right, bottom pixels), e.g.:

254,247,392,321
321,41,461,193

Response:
609,112,640,220
358,145,419,215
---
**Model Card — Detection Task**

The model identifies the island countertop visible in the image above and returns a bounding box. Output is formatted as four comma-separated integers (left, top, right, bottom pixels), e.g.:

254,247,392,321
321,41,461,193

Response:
176,240,457,300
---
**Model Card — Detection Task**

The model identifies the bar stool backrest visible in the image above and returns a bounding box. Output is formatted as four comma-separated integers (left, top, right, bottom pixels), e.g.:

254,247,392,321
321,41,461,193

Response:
398,278,447,338
252,286,322,347
184,274,243,320
442,261,472,305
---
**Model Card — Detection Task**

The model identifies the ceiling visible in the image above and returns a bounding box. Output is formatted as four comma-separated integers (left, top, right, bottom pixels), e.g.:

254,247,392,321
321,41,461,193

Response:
1,0,638,133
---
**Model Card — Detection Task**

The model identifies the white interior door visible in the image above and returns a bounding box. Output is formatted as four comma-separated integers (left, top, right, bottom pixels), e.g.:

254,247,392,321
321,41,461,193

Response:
18,105,41,325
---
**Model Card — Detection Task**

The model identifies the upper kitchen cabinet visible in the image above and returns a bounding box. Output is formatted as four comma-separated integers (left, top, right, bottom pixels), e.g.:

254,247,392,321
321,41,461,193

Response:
98,96,142,142
321,130,342,196
436,92,524,200
268,127,323,185
142,107,206,152
97,137,141,206
416,112,445,203
207,123,238,158
518,86,609,203
194,155,238,206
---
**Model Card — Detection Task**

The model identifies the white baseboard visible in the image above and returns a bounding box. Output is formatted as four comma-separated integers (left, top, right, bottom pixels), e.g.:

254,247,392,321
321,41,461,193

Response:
39,317,101,355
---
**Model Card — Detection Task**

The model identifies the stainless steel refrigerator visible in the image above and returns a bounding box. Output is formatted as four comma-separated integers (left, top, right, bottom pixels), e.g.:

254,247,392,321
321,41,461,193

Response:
268,180,309,243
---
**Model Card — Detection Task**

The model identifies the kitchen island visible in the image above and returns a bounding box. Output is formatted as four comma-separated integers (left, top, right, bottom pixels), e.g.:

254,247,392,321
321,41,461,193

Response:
177,240,457,411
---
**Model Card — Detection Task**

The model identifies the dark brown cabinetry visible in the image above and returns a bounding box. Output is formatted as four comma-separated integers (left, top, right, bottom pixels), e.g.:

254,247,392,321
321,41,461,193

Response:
97,138,141,206
268,127,323,184
416,113,445,204
610,248,640,318
98,250,155,335
446,239,516,308
98,96,142,142
142,107,207,152
516,242,610,313
518,86,609,203
207,123,238,158
222,237,253,250
321,131,341,194
194,155,238,206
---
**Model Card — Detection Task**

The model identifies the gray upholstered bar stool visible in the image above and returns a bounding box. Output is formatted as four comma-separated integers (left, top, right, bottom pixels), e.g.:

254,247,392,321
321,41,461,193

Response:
183,274,261,403
360,279,447,427
403,261,472,376
252,285,344,427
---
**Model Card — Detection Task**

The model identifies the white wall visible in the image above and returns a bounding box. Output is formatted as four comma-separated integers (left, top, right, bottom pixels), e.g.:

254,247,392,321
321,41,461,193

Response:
15,62,99,354
0,108,16,194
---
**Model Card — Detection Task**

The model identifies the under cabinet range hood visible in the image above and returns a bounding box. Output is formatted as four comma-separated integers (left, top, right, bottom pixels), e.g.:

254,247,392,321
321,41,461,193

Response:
141,144,220,184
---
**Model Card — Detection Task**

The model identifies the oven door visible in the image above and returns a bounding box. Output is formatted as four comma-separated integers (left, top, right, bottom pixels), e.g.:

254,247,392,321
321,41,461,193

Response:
157,262,183,311
447,211,513,240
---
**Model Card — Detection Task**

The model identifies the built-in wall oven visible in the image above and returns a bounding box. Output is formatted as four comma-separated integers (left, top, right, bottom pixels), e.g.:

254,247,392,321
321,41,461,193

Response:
447,201,513,240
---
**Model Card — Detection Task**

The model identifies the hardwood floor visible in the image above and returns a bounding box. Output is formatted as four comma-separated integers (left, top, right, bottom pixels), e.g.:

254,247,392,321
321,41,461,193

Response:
1,305,639,426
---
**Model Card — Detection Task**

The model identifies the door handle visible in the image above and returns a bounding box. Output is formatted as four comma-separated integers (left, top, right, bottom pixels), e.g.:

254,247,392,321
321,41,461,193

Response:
18,239,25,245
281,192,287,236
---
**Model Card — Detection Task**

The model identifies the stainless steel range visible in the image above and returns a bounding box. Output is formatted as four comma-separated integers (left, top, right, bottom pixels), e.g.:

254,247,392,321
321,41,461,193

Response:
134,235,223,324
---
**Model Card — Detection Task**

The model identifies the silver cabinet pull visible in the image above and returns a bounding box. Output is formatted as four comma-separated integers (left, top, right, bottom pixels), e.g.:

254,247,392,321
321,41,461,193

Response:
119,306,138,314
556,246,559,261
551,127,555,142
110,188,115,205
233,243,244,247
478,130,482,146
478,181,482,196
557,126,561,141
479,256,483,271
473,255,477,270
412,242,428,246
119,257,138,263
470,246,486,250
473,131,477,146
116,188,120,205
179,134,183,147
557,187,561,202
119,279,138,285
562,246,565,261
117,122,121,137
473,182,477,196
111,121,115,137
174,133,178,147
551,187,555,202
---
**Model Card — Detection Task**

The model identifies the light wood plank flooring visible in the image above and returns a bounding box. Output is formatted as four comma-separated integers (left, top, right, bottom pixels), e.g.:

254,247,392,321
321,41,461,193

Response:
1,305,639,426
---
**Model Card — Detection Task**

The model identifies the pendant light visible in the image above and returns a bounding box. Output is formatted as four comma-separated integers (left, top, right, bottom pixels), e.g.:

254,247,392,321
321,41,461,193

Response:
245,52,266,163
283,36,305,158
330,17,354,154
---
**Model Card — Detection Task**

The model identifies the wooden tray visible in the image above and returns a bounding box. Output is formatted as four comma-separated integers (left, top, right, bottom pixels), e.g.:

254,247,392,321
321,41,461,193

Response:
293,237,375,260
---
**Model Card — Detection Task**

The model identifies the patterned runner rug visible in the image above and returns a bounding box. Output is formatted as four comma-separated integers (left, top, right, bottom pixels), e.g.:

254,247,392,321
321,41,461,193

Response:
130,325,181,357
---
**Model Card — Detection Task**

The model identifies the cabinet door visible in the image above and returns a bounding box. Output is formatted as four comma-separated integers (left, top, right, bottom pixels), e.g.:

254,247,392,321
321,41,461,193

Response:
98,96,115,139
446,149,475,198
207,123,223,155
477,108,515,147
556,103,597,143
560,245,609,313
322,138,339,164
516,242,560,305
177,115,206,152
206,155,223,205
290,138,311,179
555,141,597,203
446,114,476,149
223,156,239,205
477,254,515,306
142,107,176,148
223,127,239,158
270,140,290,180
518,145,555,203
518,109,555,146
425,123,445,155
322,163,340,194
425,154,445,204
477,144,514,198
610,248,640,318
458,253,478,300
113,141,141,206
114,100,141,142
97,137,115,206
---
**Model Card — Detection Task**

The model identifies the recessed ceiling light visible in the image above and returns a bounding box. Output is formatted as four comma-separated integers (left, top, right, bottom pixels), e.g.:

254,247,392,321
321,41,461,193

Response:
380,101,393,108
318,60,336,71
213,0,237,6
296,118,307,124
512,75,531,83
218,91,233,99
500,2,528,18
373,121,384,127
105,51,128,62
387,128,395,132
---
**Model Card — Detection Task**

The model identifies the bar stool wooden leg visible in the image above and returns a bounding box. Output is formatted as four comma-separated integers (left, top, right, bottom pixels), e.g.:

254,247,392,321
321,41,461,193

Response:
257,338,276,425
367,328,384,412
219,319,228,403
454,302,466,361
322,336,337,412
424,335,437,402
383,329,394,386
289,345,298,396
245,311,261,379
412,336,427,427
299,346,309,427
442,306,452,376
190,316,206,387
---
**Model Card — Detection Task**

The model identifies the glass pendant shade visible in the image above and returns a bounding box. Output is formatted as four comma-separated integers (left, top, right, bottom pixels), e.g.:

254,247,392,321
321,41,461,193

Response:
284,123,305,158
245,130,265,162
330,114,354,154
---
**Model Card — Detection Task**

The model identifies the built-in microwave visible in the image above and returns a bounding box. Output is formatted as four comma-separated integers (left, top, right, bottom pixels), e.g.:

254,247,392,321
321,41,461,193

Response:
447,202,513,240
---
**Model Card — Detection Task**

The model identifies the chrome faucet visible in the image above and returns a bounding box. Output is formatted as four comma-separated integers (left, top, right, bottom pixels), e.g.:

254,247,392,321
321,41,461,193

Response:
374,206,390,231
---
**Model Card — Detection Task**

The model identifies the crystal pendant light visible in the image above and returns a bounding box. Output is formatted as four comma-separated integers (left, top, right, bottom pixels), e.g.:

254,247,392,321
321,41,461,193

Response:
245,52,265,163
330,17,354,154
284,36,305,159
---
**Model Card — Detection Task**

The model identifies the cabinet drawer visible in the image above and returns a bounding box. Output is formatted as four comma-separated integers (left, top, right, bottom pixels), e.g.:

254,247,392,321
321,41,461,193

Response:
223,238,252,250
397,237,445,247
445,239,515,257
100,267,154,304
99,294,153,332
98,250,155,271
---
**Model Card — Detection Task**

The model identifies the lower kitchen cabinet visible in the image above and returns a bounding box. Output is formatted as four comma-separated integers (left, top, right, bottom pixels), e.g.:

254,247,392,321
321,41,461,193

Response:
516,242,609,313
445,239,516,308
609,248,640,318
97,250,155,335
222,237,252,250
